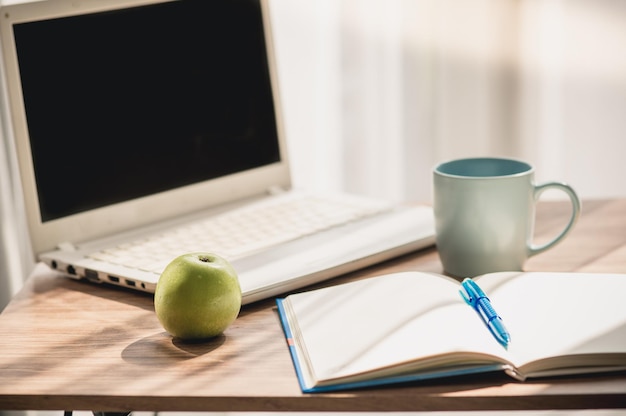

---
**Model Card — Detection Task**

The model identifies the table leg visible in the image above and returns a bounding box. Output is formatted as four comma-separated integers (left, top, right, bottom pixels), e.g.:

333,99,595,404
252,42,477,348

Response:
63,412,131,416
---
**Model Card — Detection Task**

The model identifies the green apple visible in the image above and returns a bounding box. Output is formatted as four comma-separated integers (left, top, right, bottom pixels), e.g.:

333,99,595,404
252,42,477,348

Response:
154,252,242,341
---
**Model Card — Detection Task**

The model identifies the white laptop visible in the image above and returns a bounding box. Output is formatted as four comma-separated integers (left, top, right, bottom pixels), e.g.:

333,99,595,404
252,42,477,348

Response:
0,0,435,304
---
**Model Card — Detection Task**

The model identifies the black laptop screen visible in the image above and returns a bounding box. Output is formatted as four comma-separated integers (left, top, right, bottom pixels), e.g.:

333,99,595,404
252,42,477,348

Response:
13,0,281,222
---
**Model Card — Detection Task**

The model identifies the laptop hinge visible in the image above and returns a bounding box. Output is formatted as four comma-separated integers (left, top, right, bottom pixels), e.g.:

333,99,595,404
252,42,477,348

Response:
57,241,77,252
267,185,288,195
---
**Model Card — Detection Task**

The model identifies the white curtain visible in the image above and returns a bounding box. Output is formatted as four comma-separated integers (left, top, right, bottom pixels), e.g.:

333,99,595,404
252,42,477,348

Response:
271,0,626,201
2,0,626,310
0,57,34,311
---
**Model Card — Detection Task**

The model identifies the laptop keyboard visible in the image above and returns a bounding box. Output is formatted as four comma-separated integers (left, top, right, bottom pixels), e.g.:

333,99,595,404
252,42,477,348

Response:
87,193,390,274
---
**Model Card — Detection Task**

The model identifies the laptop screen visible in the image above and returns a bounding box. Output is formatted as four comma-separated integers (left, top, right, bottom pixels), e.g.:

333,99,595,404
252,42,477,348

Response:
13,0,281,223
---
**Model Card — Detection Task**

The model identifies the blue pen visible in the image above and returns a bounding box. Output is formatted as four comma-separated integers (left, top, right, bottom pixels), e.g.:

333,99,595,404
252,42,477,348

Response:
460,278,511,348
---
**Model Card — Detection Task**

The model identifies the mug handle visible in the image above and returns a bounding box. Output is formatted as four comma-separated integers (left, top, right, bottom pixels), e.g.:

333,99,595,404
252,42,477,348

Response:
528,182,581,257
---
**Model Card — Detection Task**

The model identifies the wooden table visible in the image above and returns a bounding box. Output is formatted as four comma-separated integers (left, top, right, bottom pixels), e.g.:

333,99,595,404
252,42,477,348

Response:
0,199,625,412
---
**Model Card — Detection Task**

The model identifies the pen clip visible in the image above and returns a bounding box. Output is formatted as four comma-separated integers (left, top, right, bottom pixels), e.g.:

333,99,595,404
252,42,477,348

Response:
459,278,480,308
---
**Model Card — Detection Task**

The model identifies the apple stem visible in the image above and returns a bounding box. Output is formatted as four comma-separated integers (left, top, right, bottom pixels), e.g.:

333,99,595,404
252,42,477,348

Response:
199,255,212,263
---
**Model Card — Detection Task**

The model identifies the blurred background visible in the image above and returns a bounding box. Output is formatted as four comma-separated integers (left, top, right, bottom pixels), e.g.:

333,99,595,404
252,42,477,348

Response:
1,0,625,313
271,0,626,202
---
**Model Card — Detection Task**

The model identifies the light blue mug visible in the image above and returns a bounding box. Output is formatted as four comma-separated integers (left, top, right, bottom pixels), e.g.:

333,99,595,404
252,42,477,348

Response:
433,157,581,277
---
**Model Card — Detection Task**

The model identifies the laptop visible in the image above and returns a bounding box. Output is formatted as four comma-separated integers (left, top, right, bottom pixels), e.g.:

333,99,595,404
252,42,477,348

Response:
0,0,435,304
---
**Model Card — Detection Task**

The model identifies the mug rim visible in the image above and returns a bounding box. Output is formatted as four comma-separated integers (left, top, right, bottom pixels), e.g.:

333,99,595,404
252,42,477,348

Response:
434,157,534,179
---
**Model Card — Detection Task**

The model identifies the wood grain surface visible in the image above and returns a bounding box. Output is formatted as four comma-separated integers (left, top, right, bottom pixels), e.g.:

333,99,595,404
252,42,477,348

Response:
0,199,624,411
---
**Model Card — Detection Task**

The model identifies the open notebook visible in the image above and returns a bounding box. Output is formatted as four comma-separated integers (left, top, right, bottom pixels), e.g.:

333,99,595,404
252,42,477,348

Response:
277,271,626,393
0,0,435,304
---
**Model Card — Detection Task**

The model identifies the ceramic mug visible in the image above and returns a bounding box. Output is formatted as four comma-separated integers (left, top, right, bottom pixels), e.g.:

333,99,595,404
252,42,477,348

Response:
433,157,581,277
